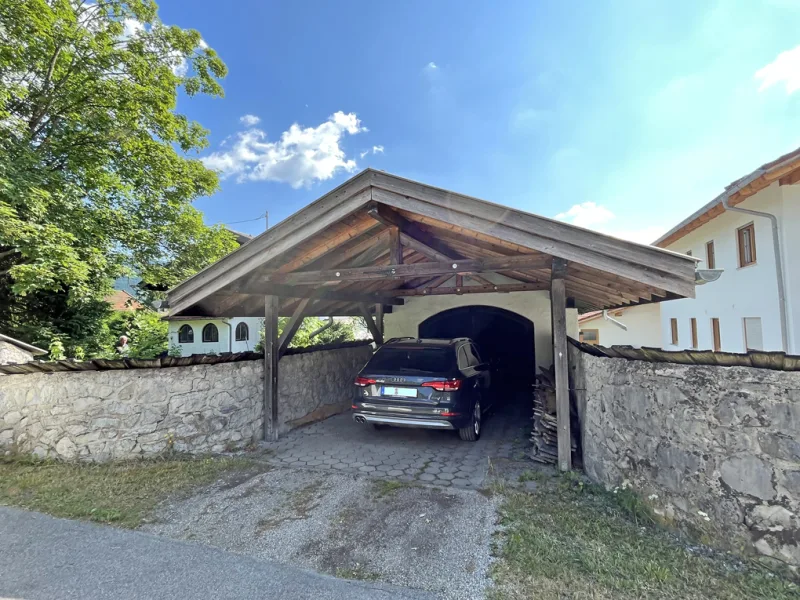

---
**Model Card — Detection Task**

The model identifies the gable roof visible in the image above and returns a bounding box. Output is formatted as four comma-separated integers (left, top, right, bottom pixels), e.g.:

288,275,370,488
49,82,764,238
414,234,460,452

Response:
104,289,144,311
167,169,697,318
655,146,800,248
0,333,46,356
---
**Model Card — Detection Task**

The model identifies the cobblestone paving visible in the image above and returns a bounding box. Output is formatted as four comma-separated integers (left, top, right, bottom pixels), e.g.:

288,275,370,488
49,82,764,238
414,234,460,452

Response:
260,402,531,489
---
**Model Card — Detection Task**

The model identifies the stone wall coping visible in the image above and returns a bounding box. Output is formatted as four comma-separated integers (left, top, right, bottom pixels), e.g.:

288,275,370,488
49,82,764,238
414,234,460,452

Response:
0,339,374,376
569,337,800,371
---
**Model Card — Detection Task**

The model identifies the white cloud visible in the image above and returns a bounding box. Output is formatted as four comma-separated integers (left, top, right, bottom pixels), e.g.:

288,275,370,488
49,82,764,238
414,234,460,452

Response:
202,111,370,188
755,45,800,93
239,114,260,126
554,202,667,244
359,145,385,159
555,202,614,228
425,61,438,71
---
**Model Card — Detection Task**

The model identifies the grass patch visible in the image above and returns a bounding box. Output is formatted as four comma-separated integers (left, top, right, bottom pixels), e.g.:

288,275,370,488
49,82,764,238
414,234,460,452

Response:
517,469,547,483
0,453,262,528
371,479,419,497
489,478,799,600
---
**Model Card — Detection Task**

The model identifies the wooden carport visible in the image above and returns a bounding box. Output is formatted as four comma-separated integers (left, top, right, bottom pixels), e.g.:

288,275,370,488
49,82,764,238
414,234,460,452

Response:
167,169,698,470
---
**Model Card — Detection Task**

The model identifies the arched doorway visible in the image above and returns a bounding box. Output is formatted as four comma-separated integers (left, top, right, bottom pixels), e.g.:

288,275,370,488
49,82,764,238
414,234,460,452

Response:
418,306,535,405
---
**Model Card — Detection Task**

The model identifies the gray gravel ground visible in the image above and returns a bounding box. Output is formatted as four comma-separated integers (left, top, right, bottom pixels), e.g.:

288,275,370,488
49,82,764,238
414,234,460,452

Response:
144,466,499,600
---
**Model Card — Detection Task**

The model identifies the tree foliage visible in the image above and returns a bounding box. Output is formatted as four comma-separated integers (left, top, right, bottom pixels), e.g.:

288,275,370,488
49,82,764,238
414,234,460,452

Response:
104,308,168,358
255,317,359,354
0,0,237,355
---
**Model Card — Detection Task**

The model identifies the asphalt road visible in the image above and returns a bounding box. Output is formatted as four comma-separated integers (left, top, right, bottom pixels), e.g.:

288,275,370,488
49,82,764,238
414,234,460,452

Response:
0,507,433,600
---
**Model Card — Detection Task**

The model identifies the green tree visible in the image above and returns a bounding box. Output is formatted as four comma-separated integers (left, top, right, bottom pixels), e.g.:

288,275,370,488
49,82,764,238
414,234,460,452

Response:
0,0,236,355
104,308,167,358
255,317,359,353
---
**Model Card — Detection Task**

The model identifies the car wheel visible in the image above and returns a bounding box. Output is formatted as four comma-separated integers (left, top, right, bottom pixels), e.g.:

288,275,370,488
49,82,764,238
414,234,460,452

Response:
458,399,481,441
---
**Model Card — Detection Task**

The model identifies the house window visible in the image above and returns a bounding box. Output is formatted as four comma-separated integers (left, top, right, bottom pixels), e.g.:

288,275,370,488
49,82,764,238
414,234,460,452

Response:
737,223,756,267
743,317,763,351
706,241,715,269
178,324,194,344
579,329,599,345
235,322,249,342
690,318,698,349
711,318,721,352
670,318,678,345
202,323,219,343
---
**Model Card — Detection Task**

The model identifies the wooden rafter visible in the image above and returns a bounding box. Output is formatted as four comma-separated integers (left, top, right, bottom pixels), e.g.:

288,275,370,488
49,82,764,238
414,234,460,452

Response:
369,204,500,286
273,218,379,274
268,254,553,286
371,185,695,297
221,283,404,306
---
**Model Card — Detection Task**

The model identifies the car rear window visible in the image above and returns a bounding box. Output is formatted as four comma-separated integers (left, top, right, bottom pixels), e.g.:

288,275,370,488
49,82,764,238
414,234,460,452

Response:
366,346,455,374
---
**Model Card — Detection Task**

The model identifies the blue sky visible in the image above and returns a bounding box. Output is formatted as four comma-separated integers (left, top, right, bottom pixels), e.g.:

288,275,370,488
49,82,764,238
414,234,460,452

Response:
158,0,800,243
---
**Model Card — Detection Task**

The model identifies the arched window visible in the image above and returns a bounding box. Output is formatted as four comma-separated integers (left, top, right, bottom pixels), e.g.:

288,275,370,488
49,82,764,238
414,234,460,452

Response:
178,324,194,344
202,323,219,343
235,322,249,342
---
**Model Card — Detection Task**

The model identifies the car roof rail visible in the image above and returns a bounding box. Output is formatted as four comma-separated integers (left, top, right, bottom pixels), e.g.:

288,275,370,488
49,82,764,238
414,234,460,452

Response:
384,336,416,344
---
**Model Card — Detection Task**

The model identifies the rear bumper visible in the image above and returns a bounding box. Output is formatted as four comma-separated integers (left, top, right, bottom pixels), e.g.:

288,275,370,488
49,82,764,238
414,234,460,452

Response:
353,413,455,429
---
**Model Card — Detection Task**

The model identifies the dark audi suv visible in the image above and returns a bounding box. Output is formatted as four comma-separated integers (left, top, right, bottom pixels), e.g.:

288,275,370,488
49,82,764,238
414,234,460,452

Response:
352,338,491,441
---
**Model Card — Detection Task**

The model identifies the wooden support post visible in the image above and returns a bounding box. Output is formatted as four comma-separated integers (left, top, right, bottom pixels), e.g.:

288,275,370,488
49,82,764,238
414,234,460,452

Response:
389,226,403,265
278,297,313,359
264,295,279,442
359,303,384,345
550,257,571,471
375,303,384,338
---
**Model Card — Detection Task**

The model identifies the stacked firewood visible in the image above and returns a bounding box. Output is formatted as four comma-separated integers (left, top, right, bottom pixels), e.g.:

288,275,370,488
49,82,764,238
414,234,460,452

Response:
530,366,580,466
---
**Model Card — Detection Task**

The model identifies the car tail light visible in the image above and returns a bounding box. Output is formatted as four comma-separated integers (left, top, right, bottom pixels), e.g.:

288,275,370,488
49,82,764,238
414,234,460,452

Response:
422,379,462,392
354,376,376,387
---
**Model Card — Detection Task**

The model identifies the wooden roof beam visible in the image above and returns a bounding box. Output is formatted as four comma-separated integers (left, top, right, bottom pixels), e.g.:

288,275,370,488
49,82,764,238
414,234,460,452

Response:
393,282,547,297
222,282,404,305
368,204,497,287
268,254,553,286
371,185,696,297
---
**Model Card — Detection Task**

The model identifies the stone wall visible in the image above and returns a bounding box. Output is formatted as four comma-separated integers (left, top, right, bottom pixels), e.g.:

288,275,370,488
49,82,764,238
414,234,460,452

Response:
570,346,800,567
278,343,373,433
0,341,34,366
0,344,373,461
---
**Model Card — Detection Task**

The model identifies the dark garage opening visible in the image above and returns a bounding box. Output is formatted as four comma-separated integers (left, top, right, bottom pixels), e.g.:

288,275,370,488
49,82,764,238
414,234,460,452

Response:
418,306,535,417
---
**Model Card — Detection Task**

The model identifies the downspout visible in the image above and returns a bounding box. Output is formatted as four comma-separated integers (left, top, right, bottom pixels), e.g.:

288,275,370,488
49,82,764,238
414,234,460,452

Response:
602,310,628,331
721,191,788,353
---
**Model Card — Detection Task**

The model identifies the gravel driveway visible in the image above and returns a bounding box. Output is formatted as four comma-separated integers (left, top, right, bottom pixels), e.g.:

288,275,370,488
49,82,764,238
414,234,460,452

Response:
144,466,499,600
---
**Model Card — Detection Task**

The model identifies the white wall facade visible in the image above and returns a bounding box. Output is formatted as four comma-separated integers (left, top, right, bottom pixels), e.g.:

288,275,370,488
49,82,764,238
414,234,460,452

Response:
383,290,579,369
660,182,796,354
167,317,262,356
579,303,663,348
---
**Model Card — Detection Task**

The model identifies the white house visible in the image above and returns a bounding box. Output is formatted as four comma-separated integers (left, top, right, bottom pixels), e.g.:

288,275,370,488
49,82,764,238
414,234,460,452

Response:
167,317,262,356
578,147,800,354
165,228,264,356
577,304,662,348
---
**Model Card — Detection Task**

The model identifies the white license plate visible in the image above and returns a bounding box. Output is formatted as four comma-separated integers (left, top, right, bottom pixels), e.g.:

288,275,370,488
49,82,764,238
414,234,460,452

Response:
381,386,417,398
